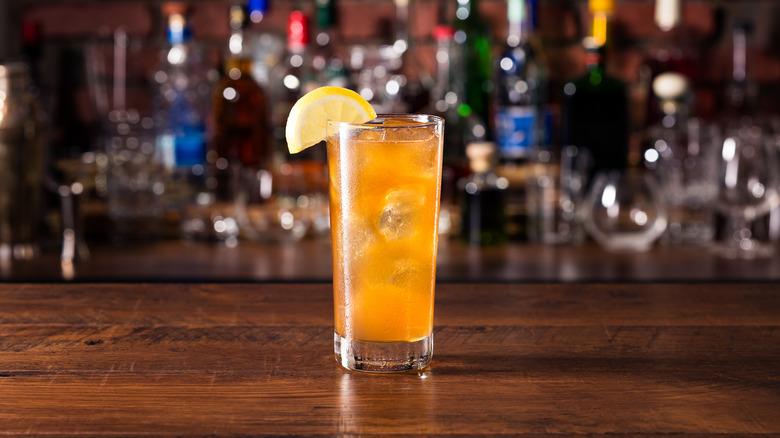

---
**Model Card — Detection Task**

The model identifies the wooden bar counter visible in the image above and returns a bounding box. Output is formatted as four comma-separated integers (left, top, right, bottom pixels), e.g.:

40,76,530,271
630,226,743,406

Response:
1,282,778,435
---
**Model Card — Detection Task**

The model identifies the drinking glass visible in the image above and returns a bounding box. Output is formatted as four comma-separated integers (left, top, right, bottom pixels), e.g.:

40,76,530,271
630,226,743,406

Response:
714,125,780,259
584,170,668,252
326,114,444,372
526,145,591,245
654,119,720,246
238,164,310,243
104,109,166,242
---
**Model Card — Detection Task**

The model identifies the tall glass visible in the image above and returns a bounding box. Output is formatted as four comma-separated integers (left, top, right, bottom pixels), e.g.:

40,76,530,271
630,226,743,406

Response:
326,114,444,372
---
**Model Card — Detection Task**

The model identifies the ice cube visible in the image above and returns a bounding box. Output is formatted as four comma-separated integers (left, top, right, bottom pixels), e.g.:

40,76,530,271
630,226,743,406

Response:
377,189,424,241
403,126,436,142
381,127,434,144
355,127,384,142
345,216,376,257
382,118,425,127
387,258,426,289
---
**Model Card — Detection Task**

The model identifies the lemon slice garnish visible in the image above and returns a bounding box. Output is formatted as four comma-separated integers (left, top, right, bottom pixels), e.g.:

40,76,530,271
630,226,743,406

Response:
285,86,377,154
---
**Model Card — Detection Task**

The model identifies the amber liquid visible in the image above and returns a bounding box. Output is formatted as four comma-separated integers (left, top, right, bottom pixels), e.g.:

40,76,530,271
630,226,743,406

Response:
327,118,443,343
211,58,269,179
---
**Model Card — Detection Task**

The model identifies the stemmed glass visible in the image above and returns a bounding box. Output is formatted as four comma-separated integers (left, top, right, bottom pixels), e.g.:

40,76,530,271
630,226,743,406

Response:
714,124,780,259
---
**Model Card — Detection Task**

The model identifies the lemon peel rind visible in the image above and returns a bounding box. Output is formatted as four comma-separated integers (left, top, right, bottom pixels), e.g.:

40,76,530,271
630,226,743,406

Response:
285,87,377,154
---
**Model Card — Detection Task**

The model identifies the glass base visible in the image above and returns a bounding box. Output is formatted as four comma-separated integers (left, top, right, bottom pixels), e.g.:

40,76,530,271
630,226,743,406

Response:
334,332,432,373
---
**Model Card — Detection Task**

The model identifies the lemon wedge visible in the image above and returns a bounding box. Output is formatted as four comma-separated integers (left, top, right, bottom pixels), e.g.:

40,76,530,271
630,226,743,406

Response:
285,86,377,154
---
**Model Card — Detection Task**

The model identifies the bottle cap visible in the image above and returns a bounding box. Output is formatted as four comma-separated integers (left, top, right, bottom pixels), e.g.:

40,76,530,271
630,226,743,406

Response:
589,0,615,13
654,0,681,32
433,25,455,41
466,142,496,173
316,0,336,28
288,10,310,48
248,0,269,23
167,12,192,44
229,4,247,30
248,0,269,13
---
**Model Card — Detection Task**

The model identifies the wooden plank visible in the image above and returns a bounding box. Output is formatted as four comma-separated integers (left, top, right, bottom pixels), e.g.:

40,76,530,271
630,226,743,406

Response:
1,369,778,435
1,325,779,371
1,283,778,436
1,283,779,326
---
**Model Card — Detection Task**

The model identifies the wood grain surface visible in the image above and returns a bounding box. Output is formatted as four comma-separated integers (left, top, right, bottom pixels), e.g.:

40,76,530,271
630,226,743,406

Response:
1,283,779,436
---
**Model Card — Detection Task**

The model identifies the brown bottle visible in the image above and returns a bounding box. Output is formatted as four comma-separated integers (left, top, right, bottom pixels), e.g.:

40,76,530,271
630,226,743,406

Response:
211,4,270,200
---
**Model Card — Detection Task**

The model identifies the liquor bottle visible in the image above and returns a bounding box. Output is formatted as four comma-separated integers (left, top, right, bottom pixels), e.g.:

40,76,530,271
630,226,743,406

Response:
561,0,629,180
313,0,349,87
212,4,269,172
269,9,329,237
647,72,717,246
347,0,412,114
208,3,270,242
451,0,493,131
152,11,213,221
20,20,42,89
423,24,487,236
643,0,698,127
458,142,508,245
494,0,546,240
391,0,430,112
647,73,691,160
246,0,284,88
269,9,319,162
495,0,545,161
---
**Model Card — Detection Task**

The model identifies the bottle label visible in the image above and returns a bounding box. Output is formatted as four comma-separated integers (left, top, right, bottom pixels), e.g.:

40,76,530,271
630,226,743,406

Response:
174,125,207,167
158,126,207,169
496,106,537,159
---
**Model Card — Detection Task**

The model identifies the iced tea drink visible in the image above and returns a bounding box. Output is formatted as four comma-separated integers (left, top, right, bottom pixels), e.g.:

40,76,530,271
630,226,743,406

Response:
326,114,444,372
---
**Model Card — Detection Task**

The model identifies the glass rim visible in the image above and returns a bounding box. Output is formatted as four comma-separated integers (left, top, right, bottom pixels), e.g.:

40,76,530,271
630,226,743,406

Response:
326,113,443,129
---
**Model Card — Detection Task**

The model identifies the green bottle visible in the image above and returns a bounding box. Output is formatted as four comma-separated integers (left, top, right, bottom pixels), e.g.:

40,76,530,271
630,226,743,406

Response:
452,0,493,132
561,0,629,179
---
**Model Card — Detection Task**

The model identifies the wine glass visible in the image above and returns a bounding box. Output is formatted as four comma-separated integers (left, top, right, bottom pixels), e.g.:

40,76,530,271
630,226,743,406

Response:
714,124,780,259
584,169,668,252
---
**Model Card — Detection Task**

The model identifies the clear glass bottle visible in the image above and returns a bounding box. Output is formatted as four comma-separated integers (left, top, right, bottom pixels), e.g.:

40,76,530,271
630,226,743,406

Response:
423,24,487,237
152,11,214,230
246,0,284,88
427,24,488,180
269,9,319,162
312,0,349,88
647,73,718,246
643,0,699,128
269,10,328,238
494,0,546,241
494,0,545,161
458,142,508,245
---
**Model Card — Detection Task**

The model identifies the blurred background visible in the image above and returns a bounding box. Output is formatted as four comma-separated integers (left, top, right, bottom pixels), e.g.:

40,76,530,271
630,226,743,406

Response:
1,0,780,281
